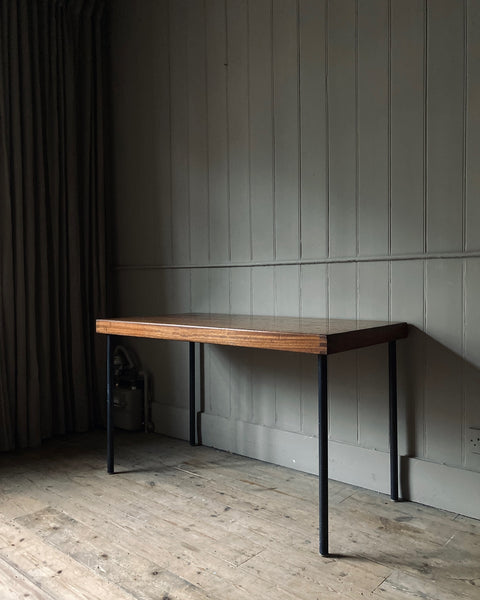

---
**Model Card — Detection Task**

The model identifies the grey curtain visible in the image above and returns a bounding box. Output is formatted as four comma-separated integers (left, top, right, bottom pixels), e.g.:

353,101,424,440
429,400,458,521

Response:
0,0,107,450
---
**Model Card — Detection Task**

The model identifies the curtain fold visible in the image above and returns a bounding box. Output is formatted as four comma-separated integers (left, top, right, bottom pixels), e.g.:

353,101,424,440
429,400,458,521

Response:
0,0,107,450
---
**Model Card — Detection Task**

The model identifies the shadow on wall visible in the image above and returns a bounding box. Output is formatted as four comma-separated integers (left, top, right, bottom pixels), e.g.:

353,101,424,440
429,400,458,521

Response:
399,327,480,498
98,322,480,481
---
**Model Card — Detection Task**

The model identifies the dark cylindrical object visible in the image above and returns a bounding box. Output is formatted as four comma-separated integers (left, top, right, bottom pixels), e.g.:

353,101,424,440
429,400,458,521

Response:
189,342,196,445
318,354,328,556
107,334,114,474
389,341,399,501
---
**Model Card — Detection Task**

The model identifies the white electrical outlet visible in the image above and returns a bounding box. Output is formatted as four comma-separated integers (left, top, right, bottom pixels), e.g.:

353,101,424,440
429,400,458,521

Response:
468,427,480,454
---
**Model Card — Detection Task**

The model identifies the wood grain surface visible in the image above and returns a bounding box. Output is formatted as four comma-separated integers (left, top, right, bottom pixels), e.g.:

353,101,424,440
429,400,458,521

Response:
1,431,478,600
96,313,408,354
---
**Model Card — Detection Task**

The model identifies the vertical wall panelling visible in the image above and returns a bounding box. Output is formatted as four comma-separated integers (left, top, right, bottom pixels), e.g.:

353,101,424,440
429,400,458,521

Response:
390,260,425,458
327,0,357,258
273,0,300,260
157,0,173,266
230,267,253,422
300,263,328,318
227,0,251,263
357,1,389,256
274,266,301,432
251,267,276,427
110,0,480,518
207,269,231,418
390,0,424,255
465,259,480,368
248,0,275,262
464,361,480,471
425,260,463,465
357,262,389,450
206,0,230,263
390,261,424,330
426,260,463,355
299,0,328,260
169,1,191,265
426,0,465,252
327,262,358,443
208,268,230,313
466,0,480,251
165,269,191,314
191,268,210,313
151,268,178,414
170,0,190,265
230,266,252,315
464,259,480,470
275,265,300,317
300,263,328,436
165,269,191,409
187,2,209,266
357,261,390,321
251,266,275,316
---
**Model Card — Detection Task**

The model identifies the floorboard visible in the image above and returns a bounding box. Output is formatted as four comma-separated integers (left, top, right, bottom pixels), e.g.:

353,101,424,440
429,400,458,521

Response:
0,431,479,600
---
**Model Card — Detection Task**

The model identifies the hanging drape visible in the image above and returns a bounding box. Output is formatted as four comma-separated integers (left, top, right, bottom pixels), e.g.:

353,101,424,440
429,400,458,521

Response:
0,0,107,450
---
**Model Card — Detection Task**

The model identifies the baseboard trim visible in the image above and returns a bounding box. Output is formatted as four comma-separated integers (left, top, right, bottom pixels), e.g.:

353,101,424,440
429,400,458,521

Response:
151,405,480,519
201,413,480,519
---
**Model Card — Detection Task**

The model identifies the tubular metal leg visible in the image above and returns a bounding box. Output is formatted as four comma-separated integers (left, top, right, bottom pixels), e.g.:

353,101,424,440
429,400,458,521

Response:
318,354,329,556
189,342,196,446
388,341,399,501
107,334,114,474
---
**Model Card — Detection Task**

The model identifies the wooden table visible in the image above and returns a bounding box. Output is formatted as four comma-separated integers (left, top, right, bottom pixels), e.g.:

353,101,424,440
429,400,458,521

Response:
96,313,408,556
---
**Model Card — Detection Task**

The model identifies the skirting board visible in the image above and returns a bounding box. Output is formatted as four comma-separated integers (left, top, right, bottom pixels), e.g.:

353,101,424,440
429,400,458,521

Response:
151,404,480,520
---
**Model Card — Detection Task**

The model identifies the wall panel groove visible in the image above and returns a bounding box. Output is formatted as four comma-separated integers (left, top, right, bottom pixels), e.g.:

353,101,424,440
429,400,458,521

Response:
110,0,480,516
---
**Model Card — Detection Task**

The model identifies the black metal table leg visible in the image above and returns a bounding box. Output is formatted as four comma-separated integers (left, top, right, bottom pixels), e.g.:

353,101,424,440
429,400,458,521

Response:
388,341,399,501
189,342,196,446
107,334,114,474
318,354,329,556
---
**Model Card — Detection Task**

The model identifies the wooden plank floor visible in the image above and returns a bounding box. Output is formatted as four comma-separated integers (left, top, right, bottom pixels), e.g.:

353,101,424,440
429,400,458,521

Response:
0,431,479,600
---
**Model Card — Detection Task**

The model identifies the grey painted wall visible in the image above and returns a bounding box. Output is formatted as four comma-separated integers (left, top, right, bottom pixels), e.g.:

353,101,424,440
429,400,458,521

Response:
108,0,480,516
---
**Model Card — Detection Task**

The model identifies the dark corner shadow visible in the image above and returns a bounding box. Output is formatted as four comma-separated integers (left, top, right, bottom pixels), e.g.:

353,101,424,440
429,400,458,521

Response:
398,325,480,502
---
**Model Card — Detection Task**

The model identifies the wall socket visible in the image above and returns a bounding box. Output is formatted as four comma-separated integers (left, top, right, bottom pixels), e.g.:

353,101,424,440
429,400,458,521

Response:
468,427,480,454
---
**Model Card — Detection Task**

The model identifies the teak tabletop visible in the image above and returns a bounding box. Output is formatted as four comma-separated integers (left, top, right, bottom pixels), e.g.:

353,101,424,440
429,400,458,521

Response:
95,313,408,354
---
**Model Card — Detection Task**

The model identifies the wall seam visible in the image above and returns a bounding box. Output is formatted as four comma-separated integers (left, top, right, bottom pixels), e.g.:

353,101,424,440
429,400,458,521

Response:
225,0,232,263
423,0,428,254
297,0,302,261
325,0,330,259
247,0,253,263
271,0,276,261
462,0,467,251
462,258,467,466
422,258,427,459
185,1,192,266
204,0,211,264
113,251,480,272
355,0,359,257
167,0,174,265
387,0,392,256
